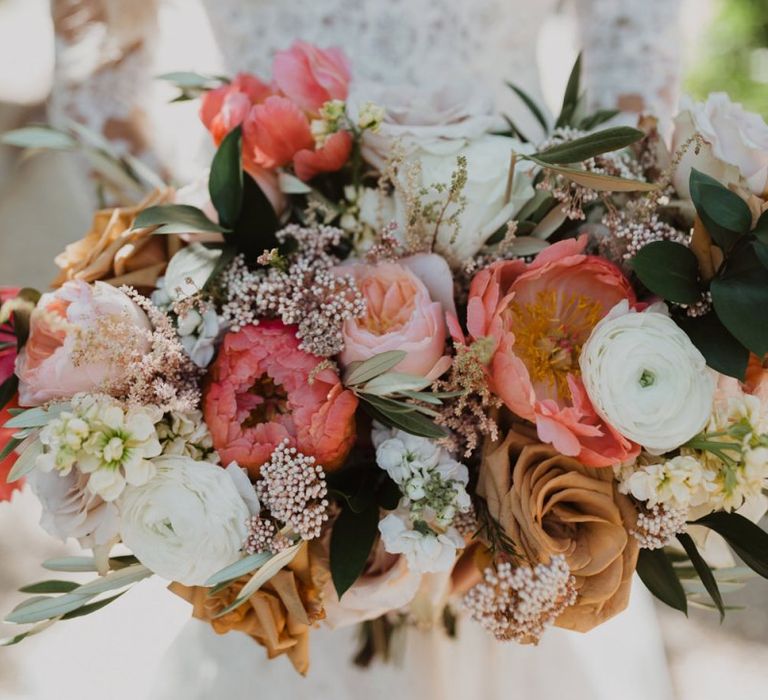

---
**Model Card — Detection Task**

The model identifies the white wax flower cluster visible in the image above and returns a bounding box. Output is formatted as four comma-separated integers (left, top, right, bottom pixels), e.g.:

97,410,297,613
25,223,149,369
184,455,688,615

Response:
373,425,470,573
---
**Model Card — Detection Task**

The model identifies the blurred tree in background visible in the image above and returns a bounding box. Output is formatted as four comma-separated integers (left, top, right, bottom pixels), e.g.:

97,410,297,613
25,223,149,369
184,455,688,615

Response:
686,0,768,115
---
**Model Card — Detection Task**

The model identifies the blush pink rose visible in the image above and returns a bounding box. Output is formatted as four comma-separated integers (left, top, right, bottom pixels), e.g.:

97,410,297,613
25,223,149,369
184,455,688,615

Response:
340,254,453,379
272,41,351,115
15,281,151,407
203,321,358,478
467,236,639,467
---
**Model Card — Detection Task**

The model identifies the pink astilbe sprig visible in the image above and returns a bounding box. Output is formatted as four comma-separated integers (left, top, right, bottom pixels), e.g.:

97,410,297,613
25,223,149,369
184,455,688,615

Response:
220,224,366,357
255,439,330,541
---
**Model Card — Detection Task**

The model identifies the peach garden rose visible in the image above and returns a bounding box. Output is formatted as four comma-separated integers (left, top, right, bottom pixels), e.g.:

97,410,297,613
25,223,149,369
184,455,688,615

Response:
340,253,453,378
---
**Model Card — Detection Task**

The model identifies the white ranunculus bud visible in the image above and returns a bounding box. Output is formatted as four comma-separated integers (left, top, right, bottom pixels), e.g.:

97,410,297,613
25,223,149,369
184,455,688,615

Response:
580,302,716,454
672,93,768,198
119,456,249,585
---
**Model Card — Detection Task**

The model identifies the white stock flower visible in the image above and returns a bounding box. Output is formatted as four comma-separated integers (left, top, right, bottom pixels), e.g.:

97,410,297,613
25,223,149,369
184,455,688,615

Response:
156,410,219,462
672,93,768,198
119,455,250,585
37,394,163,502
580,302,716,454
378,512,463,574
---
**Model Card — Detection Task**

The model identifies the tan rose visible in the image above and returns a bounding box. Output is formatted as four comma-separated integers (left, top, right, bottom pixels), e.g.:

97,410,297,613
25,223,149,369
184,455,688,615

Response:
169,542,326,676
53,187,182,293
478,428,638,633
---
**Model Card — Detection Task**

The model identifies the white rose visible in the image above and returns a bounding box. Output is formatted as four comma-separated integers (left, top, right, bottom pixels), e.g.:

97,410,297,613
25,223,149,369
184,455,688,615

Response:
393,135,536,264
580,302,716,454
672,93,768,198
349,81,496,170
119,456,249,585
378,512,463,573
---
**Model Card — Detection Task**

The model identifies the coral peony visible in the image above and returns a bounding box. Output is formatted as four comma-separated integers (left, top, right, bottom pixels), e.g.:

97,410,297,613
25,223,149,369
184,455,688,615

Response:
200,73,273,145
467,236,639,466
340,255,452,378
272,41,351,115
294,130,353,182
203,321,357,476
15,281,152,406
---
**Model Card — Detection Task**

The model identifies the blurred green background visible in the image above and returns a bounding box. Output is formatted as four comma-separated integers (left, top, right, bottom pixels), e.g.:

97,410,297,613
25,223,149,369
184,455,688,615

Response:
686,0,768,115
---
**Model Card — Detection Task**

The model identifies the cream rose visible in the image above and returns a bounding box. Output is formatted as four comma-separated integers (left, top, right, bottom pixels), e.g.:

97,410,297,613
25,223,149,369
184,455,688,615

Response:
580,302,716,454
15,281,152,406
340,254,453,378
400,135,536,263
119,456,250,585
349,81,496,170
672,93,768,198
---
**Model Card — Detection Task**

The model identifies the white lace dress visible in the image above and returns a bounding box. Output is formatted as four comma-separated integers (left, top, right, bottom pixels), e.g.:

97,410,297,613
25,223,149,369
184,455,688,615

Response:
45,2,680,698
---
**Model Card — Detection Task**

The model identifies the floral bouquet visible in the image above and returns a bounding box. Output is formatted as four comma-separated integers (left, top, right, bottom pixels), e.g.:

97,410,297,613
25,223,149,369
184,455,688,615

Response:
2,41,768,674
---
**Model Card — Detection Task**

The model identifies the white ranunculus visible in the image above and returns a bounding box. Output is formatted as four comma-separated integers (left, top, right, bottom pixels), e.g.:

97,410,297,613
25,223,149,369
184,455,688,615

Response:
672,93,768,198
160,244,222,302
119,456,249,585
349,81,496,170
580,302,716,454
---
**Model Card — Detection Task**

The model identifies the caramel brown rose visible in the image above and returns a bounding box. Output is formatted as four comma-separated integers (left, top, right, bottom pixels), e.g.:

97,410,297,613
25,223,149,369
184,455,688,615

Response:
169,542,326,675
53,188,182,292
477,428,638,633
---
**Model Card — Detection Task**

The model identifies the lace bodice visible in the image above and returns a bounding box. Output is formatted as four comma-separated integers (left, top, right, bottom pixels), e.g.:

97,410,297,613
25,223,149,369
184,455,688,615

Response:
49,0,682,182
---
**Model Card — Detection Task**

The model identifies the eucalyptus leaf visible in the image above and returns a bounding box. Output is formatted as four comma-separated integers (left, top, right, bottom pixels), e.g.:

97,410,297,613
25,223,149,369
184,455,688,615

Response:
361,372,433,396
0,618,59,646
42,557,101,573
555,53,582,128
359,397,447,439
0,436,22,462
636,548,688,614
632,240,701,304
529,157,659,192
157,71,224,89
7,439,43,483
1,126,76,150
204,551,272,588
60,591,127,620
505,82,548,132
330,502,380,598
533,127,644,164
579,109,621,131
74,563,152,597
4,404,69,429
132,204,226,234
344,351,407,386
19,580,81,595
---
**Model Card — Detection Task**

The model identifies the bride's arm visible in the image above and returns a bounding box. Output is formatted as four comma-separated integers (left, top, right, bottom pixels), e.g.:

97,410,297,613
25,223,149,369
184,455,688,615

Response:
573,0,682,124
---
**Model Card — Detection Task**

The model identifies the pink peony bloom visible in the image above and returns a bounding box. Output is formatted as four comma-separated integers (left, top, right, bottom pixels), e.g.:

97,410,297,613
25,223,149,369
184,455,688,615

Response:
203,321,358,477
294,130,353,182
243,95,315,169
340,254,453,379
467,236,639,466
15,281,151,407
200,73,273,145
272,41,351,115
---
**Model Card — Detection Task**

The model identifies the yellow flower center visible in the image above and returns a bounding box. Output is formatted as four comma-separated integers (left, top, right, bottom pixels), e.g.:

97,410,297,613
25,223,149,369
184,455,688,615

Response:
507,289,603,402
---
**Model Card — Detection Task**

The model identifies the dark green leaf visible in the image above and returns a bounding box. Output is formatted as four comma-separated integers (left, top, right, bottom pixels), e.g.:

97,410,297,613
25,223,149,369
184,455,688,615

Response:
344,351,407,386
711,243,768,356
754,239,768,270
499,114,528,143
19,580,81,595
636,548,688,614
506,82,548,132
0,375,18,412
555,53,582,128
204,245,237,291
330,502,379,598
632,240,701,304
60,592,126,620
376,476,402,511
533,127,644,164
676,312,748,380
359,397,447,439
1,126,76,150
209,125,244,229
689,169,752,251
133,204,227,234
579,109,621,131
753,210,768,242
0,437,21,463
693,512,768,579
676,532,725,620
231,171,279,260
